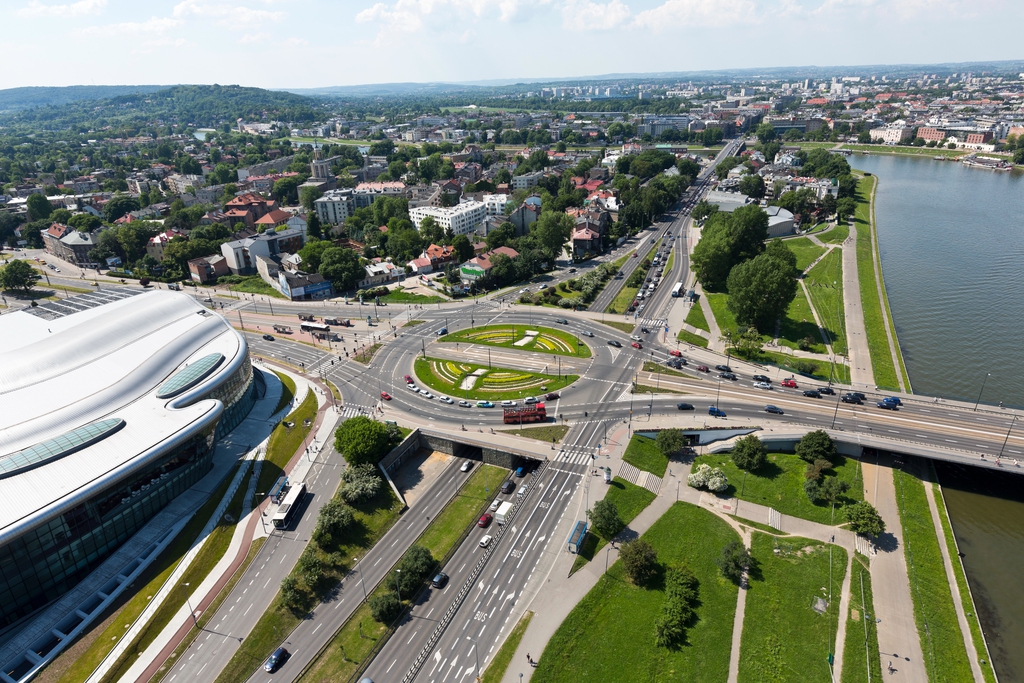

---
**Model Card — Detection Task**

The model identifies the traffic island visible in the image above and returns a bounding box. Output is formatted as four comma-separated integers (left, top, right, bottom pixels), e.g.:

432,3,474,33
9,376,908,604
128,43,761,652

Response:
440,324,592,358
413,356,578,401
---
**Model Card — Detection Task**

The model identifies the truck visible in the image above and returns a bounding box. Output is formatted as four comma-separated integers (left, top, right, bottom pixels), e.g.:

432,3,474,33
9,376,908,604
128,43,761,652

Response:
494,501,514,526
502,402,547,424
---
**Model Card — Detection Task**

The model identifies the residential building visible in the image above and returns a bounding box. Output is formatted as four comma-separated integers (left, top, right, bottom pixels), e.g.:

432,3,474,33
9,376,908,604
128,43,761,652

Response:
146,228,186,261
43,223,99,267
571,225,601,258
165,174,205,194
512,170,545,190
409,201,487,236
223,194,276,229
352,181,408,209
459,246,519,282
481,194,510,216
219,228,305,276
359,261,400,288
315,189,356,225
187,254,230,283
408,257,433,274
869,121,914,144
254,209,293,231
279,270,333,301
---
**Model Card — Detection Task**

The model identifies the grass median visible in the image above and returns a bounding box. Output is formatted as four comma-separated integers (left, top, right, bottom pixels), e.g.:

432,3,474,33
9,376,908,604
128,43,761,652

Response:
685,301,710,332
271,370,297,416
678,329,709,347
841,553,883,683
255,390,318,499
598,320,635,334
570,477,656,573
441,323,592,359
481,611,533,683
499,424,570,443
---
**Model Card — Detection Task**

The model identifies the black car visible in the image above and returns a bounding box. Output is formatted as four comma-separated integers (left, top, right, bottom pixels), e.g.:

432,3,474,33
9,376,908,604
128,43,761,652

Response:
719,372,737,381
715,364,732,372
607,339,622,347
555,318,568,325
841,394,863,404
568,267,577,273
641,326,650,333
501,480,516,494
431,572,449,589
850,392,867,401
764,404,784,414
752,374,771,383
676,402,695,411
262,334,275,341
264,647,289,673
803,389,821,398
876,401,899,410
819,386,835,395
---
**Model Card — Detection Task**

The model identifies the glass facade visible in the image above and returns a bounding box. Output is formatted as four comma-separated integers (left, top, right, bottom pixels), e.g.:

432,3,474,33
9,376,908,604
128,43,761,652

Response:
0,355,256,630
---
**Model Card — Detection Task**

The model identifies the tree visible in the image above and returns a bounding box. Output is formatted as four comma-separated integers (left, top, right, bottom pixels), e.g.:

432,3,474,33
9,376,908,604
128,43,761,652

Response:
655,565,699,648
334,416,392,466
395,545,435,594
273,176,301,204
589,499,623,539
818,476,851,505
298,239,333,272
731,434,767,472
418,215,444,245
452,234,474,262
306,212,322,240
716,540,750,584
319,247,363,292
103,194,141,223
620,538,658,585
738,174,765,199
311,498,354,547
369,591,402,623
836,197,857,222
656,428,686,457
299,185,323,212
0,259,40,292
339,463,382,505
50,208,72,224
530,211,573,261
69,213,102,231
755,121,778,145
845,501,886,536
795,430,837,464
726,248,798,332
26,194,53,222
691,200,718,221
279,575,308,612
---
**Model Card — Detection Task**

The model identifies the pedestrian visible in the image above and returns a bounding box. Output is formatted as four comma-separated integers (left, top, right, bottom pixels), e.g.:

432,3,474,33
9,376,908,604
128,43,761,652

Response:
526,653,530,663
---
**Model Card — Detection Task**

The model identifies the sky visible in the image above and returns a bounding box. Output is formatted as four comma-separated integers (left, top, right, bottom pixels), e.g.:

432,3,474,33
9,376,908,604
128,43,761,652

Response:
2,0,1022,90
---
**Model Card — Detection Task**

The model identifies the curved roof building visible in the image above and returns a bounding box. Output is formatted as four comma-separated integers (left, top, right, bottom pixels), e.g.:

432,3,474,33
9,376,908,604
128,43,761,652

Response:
0,290,256,630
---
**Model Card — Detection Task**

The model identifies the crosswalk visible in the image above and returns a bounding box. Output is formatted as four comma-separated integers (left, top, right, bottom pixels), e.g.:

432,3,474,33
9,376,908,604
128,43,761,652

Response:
635,317,667,329
618,461,663,495
551,448,596,467
338,405,373,419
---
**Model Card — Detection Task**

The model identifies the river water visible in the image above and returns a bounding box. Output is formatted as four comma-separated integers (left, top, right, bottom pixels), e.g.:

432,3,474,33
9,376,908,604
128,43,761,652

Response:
851,153,1024,681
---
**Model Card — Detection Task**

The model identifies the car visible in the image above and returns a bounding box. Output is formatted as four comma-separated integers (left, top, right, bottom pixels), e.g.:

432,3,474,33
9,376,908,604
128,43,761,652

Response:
568,267,577,273
502,480,516,494
524,396,538,404
515,466,525,478
203,297,213,303
669,350,682,357
708,405,727,417
641,326,650,334
754,382,773,390
262,334,275,341
479,535,493,548
501,400,517,407
407,383,419,391
478,513,493,528
419,390,434,399
459,400,472,407
490,498,501,511
881,396,903,406
666,360,682,369
714,364,732,372
752,374,771,383
404,374,413,383
431,572,449,589
876,401,899,410
439,396,454,404
581,330,594,337
719,372,737,381
437,327,448,335
633,252,638,258
781,378,798,388
696,365,710,373
461,460,474,472
803,389,822,398
841,394,862,404
676,402,695,411
631,342,643,349
519,288,528,294
380,391,391,400
264,647,289,673
477,400,494,408
607,340,622,347
819,386,835,395
765,404,785,414
545,392,560,400
850,392,867,401
518,484,528,496
630,335,642,342
554,318,568,325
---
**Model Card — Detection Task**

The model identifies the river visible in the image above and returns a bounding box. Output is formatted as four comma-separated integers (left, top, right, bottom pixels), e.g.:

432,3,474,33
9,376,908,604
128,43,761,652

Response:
851,152,1024,681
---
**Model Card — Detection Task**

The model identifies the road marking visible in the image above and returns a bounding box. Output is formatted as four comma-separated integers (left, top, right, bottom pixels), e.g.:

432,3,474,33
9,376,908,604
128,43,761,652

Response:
946,439,957,443
313,623,322,634
386,658,397,673
407,630,418,644
335,597,345,609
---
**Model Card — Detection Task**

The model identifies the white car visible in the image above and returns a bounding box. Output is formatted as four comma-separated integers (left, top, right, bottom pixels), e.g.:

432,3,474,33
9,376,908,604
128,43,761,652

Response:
407,383,419,391
490,499,501,511
501,400,517,407
524,397,538,405
420,390,435,399
479,535,493,548
438,396,454,404
458,400,472,407
630,335,642,342
753,382,773,390
581,330,594,337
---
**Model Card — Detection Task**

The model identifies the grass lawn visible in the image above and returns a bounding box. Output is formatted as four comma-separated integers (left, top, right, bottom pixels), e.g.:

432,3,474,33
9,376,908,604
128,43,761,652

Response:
777,288,829,354
785,237,828,272
442,323,593,359
756,349,851,384
892,468,973,683
844,143,976,158
804,249,847,355
738,533,847,683
641,361,686,377
352,342,382,364
219,275,286,299
537,503,739,683
693,452,863,526
571,478,657,573
418,464,508,560
817,222,850,245
851,175,901,390
678,329,710,348
481,612,533,683
607,285,638,314
414,356,578,401
685,301,711,332
271,370,297,415
598,320,635,334
622,434,669,477
378,288,445,304
404,319,426,326
706,292,738,337
841,553,883,683
255,390,318,498
499,424,570,443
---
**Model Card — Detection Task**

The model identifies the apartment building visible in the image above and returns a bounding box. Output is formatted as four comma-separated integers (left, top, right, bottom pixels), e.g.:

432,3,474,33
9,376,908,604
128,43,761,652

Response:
409,201,488,236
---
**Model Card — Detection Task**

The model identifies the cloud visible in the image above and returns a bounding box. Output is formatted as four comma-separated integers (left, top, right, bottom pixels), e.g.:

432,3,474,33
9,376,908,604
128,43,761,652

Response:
632,0,759,28
356,0,544,36
17,0,106,17
238,31,271,43
560,0,630,30
173,0,285,25
83,16,181,35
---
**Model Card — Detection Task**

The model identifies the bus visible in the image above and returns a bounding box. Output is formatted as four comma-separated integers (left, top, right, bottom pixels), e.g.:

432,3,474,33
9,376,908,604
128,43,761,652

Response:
299,322,330,334
272,482,306,529
671,282,684,298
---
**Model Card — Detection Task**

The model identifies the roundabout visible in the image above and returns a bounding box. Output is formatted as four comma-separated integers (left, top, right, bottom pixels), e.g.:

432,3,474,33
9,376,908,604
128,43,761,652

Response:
440,323,592,358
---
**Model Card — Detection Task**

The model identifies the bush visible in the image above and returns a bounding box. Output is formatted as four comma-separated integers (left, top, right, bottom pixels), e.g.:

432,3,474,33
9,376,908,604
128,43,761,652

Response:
590,499,624,538
297,548,324,587
716,540,750,584
369,591,402,623
655,565,700,648
793,359,819,375
804,478,822,503
335,416,393,466
619,538,658,586
805,458,832,482
312,498,355,547
656,429,686,457
339,463,383,505
687,463,728,492
795,430,837,464
731,434,766,472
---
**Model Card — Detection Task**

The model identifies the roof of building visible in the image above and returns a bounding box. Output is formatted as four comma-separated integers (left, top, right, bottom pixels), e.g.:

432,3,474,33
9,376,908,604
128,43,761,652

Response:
255,209,292,225
0,291,247,544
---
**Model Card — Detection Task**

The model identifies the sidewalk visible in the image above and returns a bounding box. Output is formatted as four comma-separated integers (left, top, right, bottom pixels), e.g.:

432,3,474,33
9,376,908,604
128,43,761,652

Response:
842,222,875,390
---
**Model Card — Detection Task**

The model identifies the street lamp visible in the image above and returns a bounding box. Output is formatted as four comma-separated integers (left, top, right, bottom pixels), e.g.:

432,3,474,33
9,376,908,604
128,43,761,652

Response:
353,557,368,602
182,583,199,628
395,568,402,603
255,492,268,534
974,373,992,411
999,415,1018,459
466,636,480,681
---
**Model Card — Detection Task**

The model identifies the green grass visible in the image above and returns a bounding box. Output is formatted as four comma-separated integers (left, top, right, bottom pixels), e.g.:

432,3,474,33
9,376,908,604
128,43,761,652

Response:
622,434,669,477
706,292,738,338
571,478,657,572
634,383,687,395
777,288,828,354
678,329,710,348
842,143,978,158
817,222,850,245
852,175,901,390
738,533,847,683
756,349,851,384
499,424,570,443
255,391,318,509
418,464,508,559
271,370,297,416
377,288,444,304
220,275,286,299
414,356,578,401
537,503,739,683
481,611,533,683
641,361,686,377
598,320,636,334
404,319,426,326
785,237,828,272
685,301,710,332
441,323,593,358
841,553,884,683
892,469,973,683
693,452,863,526
606,285,638,314
804,249,847,355
932,483,997,683
352,342,382,364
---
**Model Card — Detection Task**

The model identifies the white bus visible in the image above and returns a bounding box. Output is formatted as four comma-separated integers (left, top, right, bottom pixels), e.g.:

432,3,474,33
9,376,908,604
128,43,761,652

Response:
272,482,307,529
299,322,330,334
671,282,684,298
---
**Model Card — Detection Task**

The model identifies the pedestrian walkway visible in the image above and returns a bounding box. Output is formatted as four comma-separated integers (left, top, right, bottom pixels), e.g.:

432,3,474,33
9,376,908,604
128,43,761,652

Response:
842,222,875,390
697,285,725,353
617,461,663,495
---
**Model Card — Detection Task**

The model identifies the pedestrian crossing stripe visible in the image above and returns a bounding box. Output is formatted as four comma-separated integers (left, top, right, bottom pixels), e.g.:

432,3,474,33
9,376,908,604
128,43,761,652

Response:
552,448,595,466
637,318,667,328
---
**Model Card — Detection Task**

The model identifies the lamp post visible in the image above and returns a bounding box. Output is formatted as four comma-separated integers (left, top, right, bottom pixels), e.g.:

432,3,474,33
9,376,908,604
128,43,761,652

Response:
353,557,368,603
395,568,402,603
466,636,480,681
182,583,199,627
974,372,992,411
255,492,268,534
999,415,1018,459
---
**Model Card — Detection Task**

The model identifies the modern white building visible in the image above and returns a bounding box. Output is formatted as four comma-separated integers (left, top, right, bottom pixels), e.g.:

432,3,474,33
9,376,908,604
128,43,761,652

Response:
315,189,356,225
410,201,488,236
480,194,510,217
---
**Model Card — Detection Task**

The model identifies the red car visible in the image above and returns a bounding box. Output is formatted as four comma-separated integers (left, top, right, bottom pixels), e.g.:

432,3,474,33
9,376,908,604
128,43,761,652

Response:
477,513,493,528
781,378,798,388
403,375,413,383
696,365,709,373
669,350,682,357
380,391,391,400
631,342,642,349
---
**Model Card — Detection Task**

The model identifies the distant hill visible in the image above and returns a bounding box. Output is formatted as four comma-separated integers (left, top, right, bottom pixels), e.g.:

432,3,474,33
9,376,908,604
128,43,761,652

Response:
0,85,168,112
282,82,485,98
